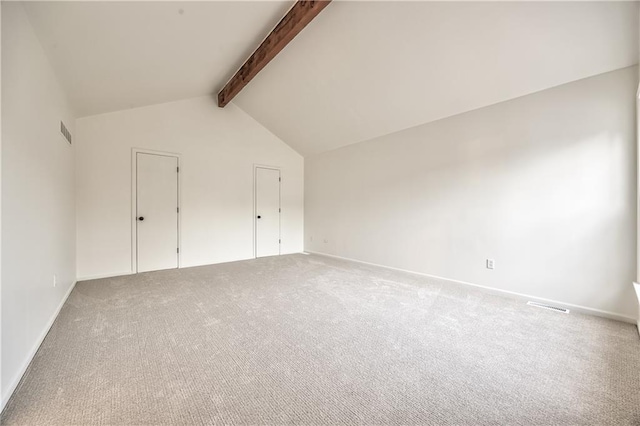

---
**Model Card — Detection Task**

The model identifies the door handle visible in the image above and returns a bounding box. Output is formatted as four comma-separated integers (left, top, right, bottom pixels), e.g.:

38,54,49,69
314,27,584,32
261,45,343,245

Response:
138,217,145,221
257,215,261,219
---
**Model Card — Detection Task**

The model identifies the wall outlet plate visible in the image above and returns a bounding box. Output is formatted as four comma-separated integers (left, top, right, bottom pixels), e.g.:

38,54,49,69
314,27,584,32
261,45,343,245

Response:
486,259,495,269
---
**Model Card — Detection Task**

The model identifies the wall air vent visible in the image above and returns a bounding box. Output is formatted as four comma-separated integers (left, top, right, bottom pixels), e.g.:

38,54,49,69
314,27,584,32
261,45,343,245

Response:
60,121,72,144
527,301,570,314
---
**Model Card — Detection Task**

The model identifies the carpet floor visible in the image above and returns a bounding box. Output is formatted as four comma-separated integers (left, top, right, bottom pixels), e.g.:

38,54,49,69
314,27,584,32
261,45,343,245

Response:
2,253,639,425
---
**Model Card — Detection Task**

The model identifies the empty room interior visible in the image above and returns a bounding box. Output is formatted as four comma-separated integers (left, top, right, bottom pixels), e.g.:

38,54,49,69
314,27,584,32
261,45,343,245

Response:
2,0,640,424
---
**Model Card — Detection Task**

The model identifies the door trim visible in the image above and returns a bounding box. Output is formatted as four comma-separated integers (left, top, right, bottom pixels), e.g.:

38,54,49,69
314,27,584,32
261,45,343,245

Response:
131,148,182,273
253,164,281,258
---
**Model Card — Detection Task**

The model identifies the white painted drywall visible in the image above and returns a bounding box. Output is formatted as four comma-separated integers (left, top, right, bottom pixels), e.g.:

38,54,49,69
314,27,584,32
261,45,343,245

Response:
76,97,303,279
636,10,640,328
305,67,638,319
1,2,77,408
0,0,4,406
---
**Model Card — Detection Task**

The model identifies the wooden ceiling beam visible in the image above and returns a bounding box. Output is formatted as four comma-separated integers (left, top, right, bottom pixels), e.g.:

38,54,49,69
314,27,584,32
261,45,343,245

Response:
217,0,332,108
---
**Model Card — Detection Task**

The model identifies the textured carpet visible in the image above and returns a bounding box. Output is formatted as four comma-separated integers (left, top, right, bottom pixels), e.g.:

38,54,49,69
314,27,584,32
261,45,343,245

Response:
2,253,640,425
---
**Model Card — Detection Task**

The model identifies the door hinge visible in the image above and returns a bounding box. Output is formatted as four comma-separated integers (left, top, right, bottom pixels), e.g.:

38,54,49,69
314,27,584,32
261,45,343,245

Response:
177,166,179,173
177,247,180,253
279,208,281,213
279,239,281,244
177,207,179,213
279,177,281,182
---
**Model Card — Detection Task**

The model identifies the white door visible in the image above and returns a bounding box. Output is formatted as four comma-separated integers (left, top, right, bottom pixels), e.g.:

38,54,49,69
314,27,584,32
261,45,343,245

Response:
136,153,179,272
256,167,281,257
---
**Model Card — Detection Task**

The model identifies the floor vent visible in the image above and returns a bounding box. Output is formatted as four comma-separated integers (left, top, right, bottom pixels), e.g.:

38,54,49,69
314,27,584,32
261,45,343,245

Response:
527,301,570,314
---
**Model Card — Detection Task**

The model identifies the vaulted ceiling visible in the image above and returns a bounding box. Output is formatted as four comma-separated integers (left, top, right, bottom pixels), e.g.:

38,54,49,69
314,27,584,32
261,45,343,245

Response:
22,1,294,117
23,1,639,156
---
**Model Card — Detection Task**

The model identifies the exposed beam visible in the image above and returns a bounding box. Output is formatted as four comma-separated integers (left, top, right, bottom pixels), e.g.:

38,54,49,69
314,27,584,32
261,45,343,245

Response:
217,0,332,108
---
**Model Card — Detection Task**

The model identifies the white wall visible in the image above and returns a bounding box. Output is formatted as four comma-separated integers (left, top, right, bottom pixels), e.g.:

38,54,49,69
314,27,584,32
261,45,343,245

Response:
1,2,76,408
76,97,303,279
305,66,638,320
635,13,640,326
1,0,4,406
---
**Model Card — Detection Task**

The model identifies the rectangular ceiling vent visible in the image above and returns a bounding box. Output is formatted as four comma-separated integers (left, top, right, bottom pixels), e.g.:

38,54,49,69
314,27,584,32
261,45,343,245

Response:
60,121,72,145
527,301,570,314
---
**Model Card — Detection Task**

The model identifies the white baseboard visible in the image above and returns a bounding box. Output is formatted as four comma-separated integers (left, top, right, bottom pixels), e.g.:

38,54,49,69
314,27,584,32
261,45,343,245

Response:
305,251,637,324
1,280,77,412
634,282,640,334
77,271,133,282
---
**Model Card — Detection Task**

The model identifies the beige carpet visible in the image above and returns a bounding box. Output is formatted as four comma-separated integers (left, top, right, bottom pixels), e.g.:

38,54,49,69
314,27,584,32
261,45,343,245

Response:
2,253,640,425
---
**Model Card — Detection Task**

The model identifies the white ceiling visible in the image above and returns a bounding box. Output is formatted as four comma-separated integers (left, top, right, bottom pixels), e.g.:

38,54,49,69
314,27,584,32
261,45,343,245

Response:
23,1,639,156
234,1,639,156
22,1,294,117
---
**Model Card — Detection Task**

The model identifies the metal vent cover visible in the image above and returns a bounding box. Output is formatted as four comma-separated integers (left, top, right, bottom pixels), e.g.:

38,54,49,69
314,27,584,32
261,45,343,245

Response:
60,121,72,144
527,301,570,314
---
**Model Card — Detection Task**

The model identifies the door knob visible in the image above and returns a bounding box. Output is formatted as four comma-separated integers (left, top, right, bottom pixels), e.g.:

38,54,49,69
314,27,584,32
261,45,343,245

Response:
138,217,145,221
257,215,261,219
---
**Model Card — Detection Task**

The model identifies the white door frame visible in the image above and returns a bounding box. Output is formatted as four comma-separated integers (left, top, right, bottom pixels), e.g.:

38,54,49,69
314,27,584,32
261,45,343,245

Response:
131,148,182,273
253,164,281,258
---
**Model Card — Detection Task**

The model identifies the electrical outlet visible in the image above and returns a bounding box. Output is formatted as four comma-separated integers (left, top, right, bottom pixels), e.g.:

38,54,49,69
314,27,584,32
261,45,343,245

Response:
486,259,495,270
53,274,57,287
